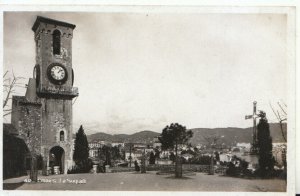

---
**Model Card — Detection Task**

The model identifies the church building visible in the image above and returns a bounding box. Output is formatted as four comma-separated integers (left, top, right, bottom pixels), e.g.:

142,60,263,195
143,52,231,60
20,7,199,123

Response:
9,16,78,175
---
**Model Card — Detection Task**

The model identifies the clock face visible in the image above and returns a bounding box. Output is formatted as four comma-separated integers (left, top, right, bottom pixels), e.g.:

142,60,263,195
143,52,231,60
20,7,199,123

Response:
47,63,68,85
51,65,66,81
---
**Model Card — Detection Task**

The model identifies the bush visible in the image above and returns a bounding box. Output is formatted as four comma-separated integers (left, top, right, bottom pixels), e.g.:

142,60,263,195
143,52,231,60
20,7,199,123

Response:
226,162,238,176
188,155,211,165
68,166,90,174
225,157,253,177
67,158,93,174
254,168,285,179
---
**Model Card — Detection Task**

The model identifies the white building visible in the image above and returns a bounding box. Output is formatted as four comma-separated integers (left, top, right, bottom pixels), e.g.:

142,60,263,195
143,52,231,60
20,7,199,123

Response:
89,147,98,158
125,151,143,162
236,143,251,150
111,142,125,148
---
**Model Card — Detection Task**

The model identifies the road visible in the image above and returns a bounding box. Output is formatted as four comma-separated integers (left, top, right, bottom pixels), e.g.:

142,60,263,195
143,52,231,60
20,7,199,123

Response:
3,171,286,192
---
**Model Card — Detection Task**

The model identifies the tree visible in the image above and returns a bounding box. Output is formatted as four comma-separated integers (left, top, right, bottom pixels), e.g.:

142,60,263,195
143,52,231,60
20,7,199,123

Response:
149,152,156,164
98,145,111,166
257,111,275,177
169,152,176,162
159,123,193,178
111,146,122,160
214,151,220,162
269,101,287,142
98,145,122,166
154,147,160,161
202,134,221,149
3,71,25,118
202,133,221,175
73,125,90,170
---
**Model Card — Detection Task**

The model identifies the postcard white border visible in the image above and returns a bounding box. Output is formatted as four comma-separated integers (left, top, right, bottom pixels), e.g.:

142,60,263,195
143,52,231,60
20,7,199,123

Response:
0,2,298,196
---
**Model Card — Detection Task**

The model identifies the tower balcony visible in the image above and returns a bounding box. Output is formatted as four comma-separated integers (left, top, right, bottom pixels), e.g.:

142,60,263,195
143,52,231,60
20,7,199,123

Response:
37,84,79,98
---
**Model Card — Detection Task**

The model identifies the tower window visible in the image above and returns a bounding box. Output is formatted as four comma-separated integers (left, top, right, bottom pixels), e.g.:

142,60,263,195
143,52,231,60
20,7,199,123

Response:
53,30,61,55
60,131,64,141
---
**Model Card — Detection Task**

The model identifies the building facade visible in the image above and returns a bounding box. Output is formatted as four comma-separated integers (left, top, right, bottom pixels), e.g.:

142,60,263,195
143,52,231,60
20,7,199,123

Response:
11,16,78,174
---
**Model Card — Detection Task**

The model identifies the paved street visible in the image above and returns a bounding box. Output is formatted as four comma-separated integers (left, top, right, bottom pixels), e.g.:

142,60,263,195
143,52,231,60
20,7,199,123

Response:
3,171,286,192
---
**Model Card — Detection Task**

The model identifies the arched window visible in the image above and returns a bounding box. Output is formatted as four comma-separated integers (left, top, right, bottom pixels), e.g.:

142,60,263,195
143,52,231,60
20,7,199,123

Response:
60,131,64,141
53,30,61,55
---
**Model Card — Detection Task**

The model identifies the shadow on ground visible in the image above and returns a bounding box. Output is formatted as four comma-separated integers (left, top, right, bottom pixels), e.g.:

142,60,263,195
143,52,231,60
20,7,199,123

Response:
164,176,193,180
3,182,25,190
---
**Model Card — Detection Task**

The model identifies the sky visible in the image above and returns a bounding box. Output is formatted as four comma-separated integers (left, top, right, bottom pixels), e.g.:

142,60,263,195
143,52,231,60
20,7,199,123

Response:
3,12,287,135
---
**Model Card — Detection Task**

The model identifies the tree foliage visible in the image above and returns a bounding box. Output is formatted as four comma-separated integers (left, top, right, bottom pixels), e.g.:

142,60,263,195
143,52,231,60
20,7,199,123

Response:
169,152,176,162
257,111,275,177
73,125,89,169
159,123,193,150
159,123,193,178
98,145,122,166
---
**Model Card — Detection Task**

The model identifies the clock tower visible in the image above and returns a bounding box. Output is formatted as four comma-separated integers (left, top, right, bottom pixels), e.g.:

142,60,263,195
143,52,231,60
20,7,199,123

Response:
11,16,78,175
32,16,78,174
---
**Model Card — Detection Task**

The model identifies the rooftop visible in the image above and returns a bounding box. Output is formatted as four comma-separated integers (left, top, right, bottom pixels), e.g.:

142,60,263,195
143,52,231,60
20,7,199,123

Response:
32,16,76,32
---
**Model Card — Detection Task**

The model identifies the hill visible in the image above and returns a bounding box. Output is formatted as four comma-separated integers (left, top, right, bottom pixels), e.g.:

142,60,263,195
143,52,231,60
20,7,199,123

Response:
85,123,287,145
87,130,160,143
190,123,286,146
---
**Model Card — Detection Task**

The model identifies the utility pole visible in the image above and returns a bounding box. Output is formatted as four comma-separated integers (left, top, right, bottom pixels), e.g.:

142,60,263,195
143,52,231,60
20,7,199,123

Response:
245,101,259,155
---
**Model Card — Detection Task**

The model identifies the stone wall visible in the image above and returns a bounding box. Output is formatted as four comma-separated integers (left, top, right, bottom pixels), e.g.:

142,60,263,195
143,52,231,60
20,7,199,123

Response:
11,96,42,156
34,22,74,90
41,97,73,173
11,95,74,174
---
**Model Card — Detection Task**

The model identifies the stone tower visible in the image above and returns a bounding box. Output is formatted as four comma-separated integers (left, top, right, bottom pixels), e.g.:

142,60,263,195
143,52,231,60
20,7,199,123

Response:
11,16,78,174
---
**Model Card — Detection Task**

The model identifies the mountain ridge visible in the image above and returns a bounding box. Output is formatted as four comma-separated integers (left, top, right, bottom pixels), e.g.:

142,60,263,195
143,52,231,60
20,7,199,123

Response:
85,123,287,145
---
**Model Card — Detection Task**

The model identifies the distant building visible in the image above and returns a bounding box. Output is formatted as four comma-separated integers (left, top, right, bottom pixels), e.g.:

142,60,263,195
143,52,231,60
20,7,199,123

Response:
125,150,143,162
236,143,251,150
178,144,188,151
111,142,125,148
219,153,231,162
133,143,148,148
160,150,172,159
145,148,154,154
89,147,98,158
89,142,103,149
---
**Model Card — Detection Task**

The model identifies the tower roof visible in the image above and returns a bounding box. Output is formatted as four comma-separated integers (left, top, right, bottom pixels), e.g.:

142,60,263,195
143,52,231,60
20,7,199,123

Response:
32,16,76,32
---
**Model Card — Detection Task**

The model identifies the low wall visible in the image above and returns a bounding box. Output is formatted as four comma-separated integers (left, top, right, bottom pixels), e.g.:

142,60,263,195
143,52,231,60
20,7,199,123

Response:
110,167,135,173
146,164,227,174
147,164,174,171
